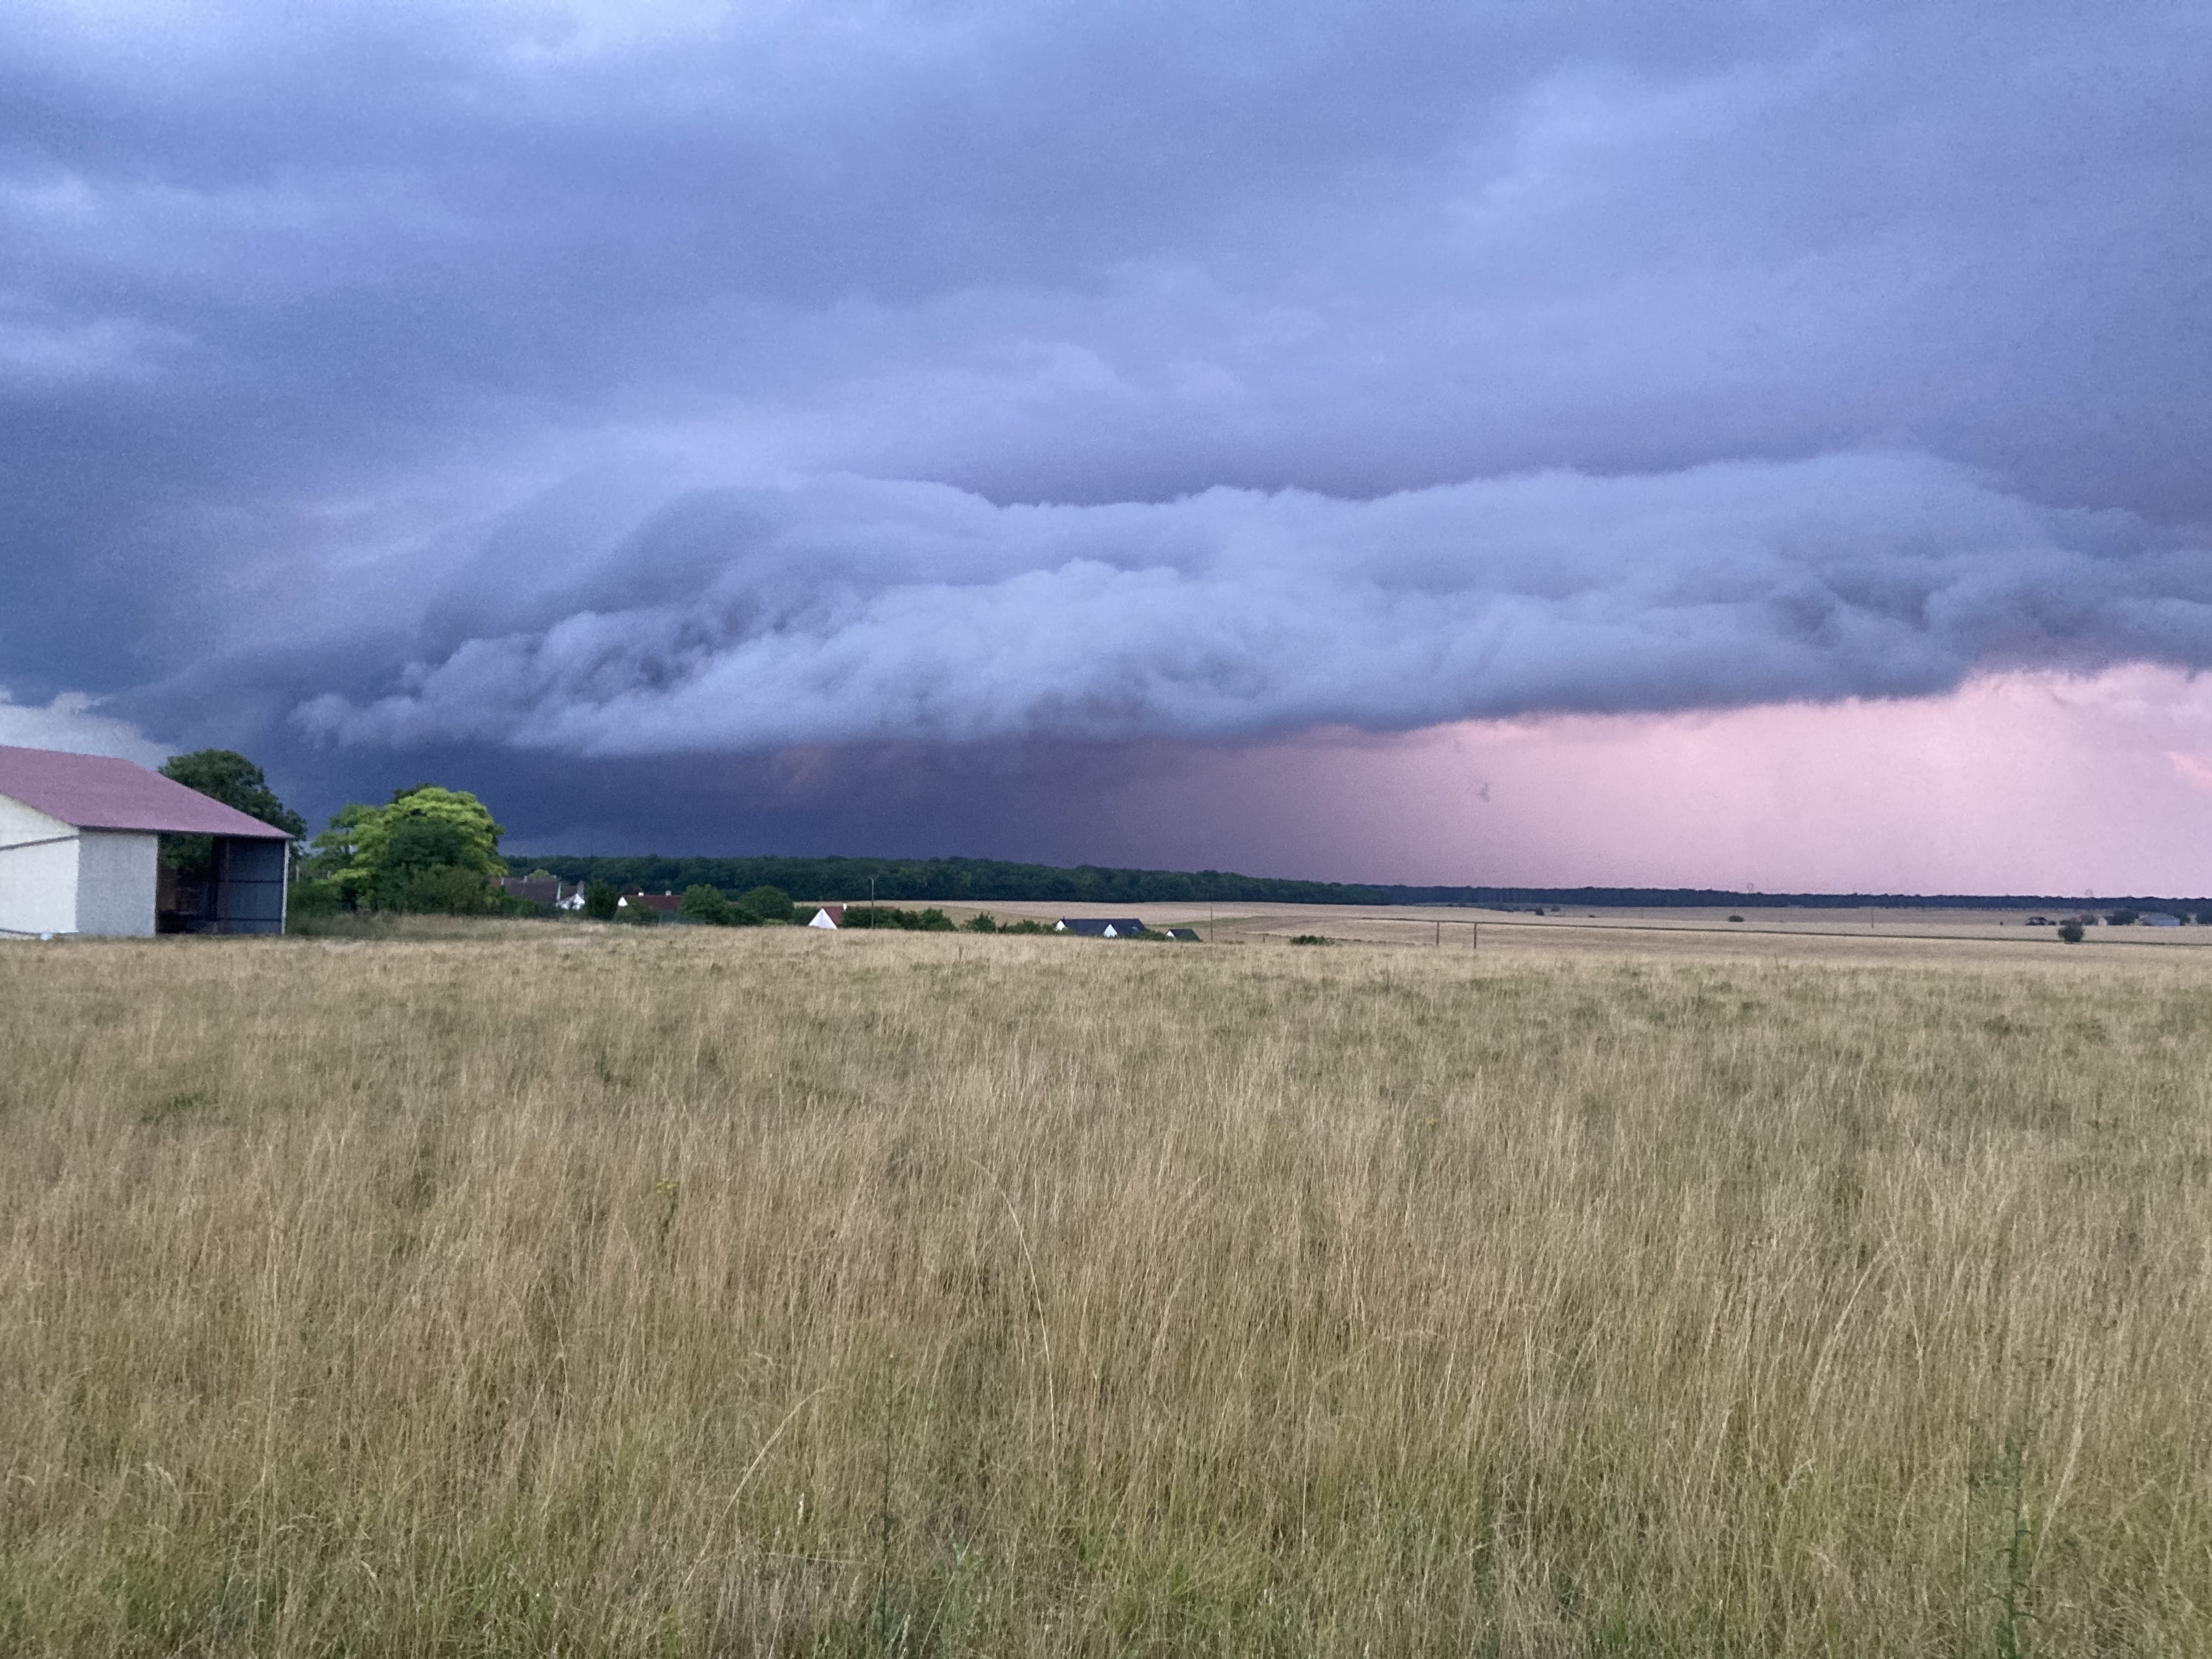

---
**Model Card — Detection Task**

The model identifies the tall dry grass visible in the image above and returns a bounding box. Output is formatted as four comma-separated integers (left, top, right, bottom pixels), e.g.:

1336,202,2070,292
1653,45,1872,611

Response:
2,928,2208,1656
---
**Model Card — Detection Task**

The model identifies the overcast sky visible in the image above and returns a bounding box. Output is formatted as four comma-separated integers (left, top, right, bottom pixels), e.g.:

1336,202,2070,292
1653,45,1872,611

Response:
4,0,2208,890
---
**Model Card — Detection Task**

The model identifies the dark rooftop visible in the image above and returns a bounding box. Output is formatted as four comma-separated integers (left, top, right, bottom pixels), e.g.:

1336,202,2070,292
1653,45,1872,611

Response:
1058,917,1147,936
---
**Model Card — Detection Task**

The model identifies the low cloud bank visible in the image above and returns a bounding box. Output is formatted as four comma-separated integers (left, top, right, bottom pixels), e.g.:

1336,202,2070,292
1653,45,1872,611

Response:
0,689,165,763
294,453,2212,757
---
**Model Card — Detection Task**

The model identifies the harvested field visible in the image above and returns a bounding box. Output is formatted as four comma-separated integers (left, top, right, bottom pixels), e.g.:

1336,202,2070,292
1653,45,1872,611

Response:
3,925,2209,1655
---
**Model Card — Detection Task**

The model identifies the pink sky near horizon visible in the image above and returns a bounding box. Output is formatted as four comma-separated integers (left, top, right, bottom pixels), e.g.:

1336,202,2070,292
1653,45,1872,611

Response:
1100,667,2212,896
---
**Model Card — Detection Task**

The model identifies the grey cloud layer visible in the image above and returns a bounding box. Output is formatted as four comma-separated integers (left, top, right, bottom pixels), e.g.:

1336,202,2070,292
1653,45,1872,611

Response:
3,0,2209,840
292,454,2212,756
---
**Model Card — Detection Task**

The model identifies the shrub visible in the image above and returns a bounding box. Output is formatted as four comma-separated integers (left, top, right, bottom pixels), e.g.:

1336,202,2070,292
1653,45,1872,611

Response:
2106,910,2140,927
2059,919,2085,944
842,905,946,930
1728,915,1745,923
1289,934,1331,946
583,881,619,921
680,885,733,926
618,901,662,926
965,912,998,933
286,879,343,922
380,865,494,915
1004,918,1048,934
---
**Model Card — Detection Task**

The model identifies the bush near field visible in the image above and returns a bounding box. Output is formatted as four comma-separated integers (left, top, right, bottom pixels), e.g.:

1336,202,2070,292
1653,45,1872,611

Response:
3,934,2209,1656
837,904,957,930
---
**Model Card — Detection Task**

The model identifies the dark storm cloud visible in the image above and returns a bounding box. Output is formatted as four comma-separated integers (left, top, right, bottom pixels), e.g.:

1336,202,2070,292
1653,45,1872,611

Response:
285,456,2212,755
2,0,2209,835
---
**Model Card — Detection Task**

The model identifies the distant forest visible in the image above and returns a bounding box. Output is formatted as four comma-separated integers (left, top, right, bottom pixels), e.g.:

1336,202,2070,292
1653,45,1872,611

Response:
512,853,2207,912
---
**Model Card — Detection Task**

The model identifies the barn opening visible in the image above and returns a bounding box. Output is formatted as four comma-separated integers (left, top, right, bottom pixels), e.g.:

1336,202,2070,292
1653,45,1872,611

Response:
156,834,290,934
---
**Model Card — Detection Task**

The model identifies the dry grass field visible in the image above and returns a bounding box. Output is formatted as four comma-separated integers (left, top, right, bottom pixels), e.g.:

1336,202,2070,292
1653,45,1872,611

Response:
3,923,2209,1656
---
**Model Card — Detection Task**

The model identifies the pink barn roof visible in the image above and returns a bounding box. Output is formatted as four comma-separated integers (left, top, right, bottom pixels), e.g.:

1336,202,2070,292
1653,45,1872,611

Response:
0,745,292,838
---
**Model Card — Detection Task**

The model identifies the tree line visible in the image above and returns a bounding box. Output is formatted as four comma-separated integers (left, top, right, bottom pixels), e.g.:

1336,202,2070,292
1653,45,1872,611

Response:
152,750,2212,921
518,854,1396,907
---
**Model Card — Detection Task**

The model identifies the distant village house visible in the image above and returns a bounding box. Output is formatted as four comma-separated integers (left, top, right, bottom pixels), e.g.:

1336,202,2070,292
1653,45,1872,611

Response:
500,874,586,909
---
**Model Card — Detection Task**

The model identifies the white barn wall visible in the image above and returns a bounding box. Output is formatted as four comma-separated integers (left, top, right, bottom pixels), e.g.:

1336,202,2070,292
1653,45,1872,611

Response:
75,830,158,937
0,792,81,936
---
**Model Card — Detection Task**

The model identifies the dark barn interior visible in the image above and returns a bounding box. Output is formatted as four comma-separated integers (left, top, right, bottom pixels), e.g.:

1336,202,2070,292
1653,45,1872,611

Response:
156,835,289,934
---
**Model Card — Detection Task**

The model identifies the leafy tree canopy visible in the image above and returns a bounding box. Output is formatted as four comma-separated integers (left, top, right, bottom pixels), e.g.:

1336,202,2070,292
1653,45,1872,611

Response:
680,884,733,925
304,803,376,892
737,885,794,924
309,785,506,911
160,749,306,837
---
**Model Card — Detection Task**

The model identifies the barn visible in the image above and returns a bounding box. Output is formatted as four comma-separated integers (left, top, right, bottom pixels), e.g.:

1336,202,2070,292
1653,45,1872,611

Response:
0,745,293,938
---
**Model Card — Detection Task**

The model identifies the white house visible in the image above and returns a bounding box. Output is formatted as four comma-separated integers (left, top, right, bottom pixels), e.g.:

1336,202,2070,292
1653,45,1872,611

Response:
808,905,844,929
500,874,586,910
0,745,294,938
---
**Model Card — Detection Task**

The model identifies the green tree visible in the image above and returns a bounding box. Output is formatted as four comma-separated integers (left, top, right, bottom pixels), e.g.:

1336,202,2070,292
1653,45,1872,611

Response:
680,885,733,925
382,814,472,877
160,749,307,837
964,911,998,932
737,885,794,924
583,880,620,921
304,803,377,907
309,785,506,913
2058,919,2085,943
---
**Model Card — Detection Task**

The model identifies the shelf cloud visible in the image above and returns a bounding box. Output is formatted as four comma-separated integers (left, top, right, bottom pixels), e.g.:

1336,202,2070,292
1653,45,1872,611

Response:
292,454,2211,755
